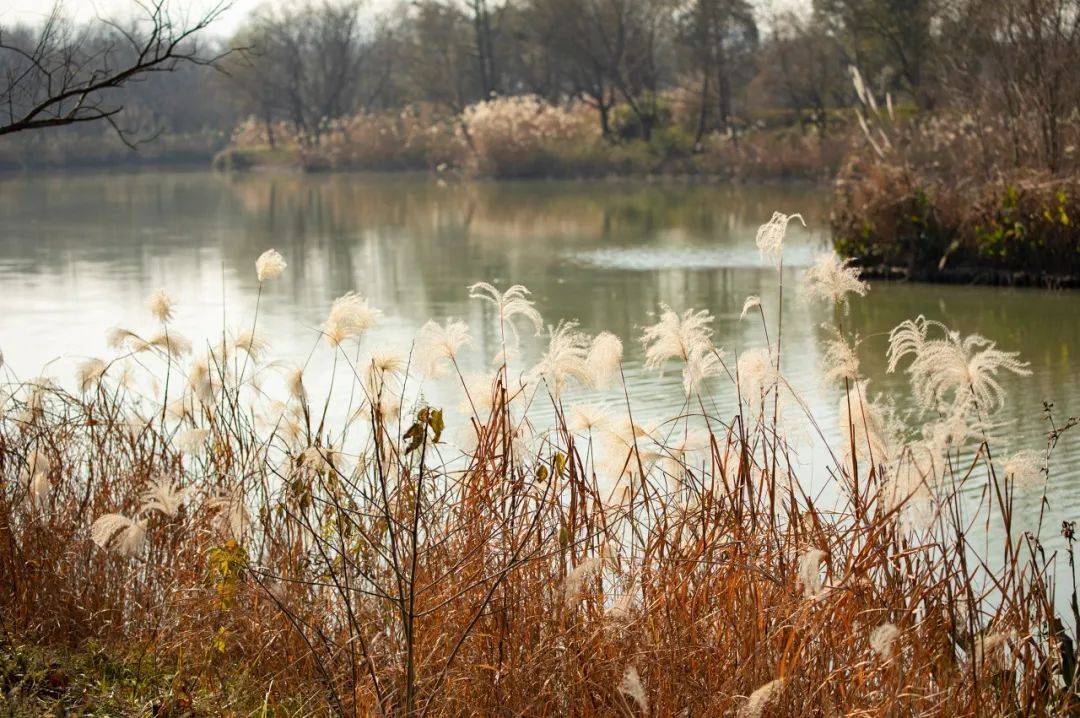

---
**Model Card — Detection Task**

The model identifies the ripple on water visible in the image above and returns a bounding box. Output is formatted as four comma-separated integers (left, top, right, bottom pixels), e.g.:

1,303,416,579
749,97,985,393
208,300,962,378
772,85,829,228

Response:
565,245,819,272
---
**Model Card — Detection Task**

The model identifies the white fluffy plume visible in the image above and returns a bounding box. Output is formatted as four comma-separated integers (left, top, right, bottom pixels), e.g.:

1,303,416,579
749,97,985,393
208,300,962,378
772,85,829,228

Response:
738,678,784,718
147,289,175,324
90,513,147,556
587,331,623,388
255,249,287,282
803,252,868,305
415,318,471,378
323,292,381,347
755,211,804,266
531,321,592,399
797,547,827,598
618,665,649,715
641,306,715,378
468,282,543,345
140,476,188,517
740,295,761,320
870,622,900,658
887,315,1030,414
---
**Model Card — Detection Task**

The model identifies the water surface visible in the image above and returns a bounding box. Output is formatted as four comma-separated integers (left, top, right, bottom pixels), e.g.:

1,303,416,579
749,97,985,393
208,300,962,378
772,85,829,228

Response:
2,170,1078,586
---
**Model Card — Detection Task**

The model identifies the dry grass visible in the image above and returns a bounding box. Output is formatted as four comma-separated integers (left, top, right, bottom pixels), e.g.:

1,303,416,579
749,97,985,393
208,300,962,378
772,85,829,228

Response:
215,97,848,182
1,215,1077,716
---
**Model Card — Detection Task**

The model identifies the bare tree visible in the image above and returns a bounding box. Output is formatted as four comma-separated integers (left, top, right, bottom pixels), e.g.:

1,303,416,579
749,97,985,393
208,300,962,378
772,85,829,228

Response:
225,2,382,142
814,0,937,107
0,1,229,143
593,0,675,141
758,10,846,137
979,0,1079,173
677,0,757,142
464,0,509,98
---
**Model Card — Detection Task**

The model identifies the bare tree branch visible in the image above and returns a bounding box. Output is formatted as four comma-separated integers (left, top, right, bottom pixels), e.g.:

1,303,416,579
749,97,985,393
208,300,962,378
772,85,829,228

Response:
0,0,232,141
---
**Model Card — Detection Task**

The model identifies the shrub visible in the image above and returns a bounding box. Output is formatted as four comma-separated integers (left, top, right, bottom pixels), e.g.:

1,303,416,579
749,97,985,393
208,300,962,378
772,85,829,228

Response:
833,156,1079,282
307,108,466,172
462,95,602,178
833,96,1080,283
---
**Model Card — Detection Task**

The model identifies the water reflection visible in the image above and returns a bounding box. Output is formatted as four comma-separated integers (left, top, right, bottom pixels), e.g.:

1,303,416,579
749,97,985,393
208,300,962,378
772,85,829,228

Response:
1,169,1078,557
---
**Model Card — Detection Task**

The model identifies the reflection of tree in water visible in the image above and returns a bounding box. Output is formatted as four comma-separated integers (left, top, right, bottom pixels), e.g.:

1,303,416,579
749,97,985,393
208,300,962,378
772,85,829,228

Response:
226,173,831,246
220,172,830,331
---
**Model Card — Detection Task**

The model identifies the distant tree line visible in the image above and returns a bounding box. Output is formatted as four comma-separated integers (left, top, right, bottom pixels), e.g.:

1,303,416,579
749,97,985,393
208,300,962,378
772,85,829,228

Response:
2,0,1077,172
224,0,1077,166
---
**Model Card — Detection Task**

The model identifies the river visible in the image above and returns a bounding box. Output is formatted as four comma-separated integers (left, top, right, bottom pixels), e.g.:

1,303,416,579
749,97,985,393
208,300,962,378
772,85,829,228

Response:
2,170,1078,592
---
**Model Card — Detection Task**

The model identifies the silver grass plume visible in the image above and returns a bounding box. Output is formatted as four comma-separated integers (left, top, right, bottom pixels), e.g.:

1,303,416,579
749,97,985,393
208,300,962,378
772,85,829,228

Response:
821,329,860,385
90,513,147,556
460,372,498,417
152,331,193,358
755,212,804,266
642,305,714,367
176,428,211,455
567,404,614,434
564,554,606,609
75,358,108,393
738,678,784,718
887,316,1030,414
1002,449,1045,490
870,623,900,658
22,449,52,504
531,321,592,399
739,295,761,320
147,289,175,324
207,492,251,540
255,248,287,282
736,347,778,402
682,344,724,396
797,547,827,598
187,358,216,405
363,349,407,397
233,329,269,363
323,292,381,347
587,331,623,388
974,631,1014,669
415,318,471,378
617,665,649,715
838,380,895,471
802,252,868,305
468,282,543,346
139,476,188,517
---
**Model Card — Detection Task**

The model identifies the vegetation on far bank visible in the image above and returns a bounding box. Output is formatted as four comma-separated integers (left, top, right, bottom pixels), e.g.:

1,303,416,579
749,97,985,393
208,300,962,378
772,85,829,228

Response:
212,96,851,181
831,57,1079,286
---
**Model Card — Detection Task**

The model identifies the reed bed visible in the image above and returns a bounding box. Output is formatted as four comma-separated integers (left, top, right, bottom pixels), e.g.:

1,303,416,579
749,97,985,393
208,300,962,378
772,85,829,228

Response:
215,96,844,181
1,220,1077,717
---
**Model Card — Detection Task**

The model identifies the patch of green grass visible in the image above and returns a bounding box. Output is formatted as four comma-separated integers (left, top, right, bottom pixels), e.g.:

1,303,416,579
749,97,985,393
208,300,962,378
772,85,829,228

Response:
0,641,310,717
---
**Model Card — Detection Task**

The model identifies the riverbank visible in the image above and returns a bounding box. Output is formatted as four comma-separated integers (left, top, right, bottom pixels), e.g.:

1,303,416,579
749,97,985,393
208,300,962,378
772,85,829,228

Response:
0,128,228,172
212,97,850,183
833,159,1079,286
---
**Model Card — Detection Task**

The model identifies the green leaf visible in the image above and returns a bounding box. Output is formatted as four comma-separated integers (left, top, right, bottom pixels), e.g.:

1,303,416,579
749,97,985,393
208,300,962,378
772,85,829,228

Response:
430,408,444,443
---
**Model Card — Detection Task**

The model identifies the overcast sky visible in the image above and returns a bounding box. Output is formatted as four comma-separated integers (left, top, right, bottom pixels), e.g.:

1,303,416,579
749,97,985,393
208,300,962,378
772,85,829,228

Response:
3,0,269,35
3,0,809,39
